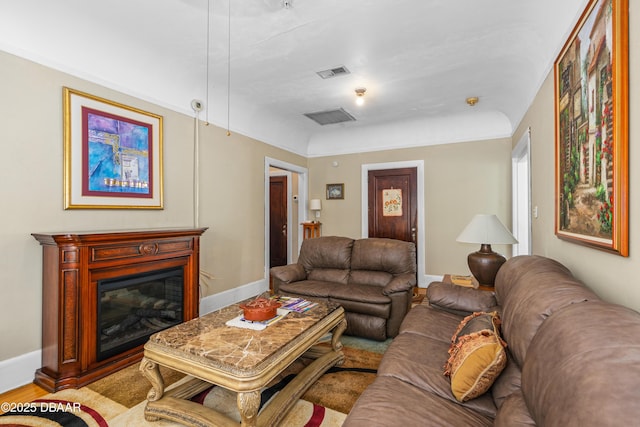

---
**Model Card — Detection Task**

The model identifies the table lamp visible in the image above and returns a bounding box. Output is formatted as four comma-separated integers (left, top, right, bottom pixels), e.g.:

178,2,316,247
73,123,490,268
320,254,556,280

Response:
456,214,517,287
310,199,322,223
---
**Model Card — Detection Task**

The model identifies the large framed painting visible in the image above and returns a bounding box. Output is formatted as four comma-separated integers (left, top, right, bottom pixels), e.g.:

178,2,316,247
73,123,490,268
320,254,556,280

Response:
554,0,628,256
63,87,164,209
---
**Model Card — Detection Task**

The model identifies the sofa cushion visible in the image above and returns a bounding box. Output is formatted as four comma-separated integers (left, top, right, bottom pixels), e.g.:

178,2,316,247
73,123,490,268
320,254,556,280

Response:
349,238,416,276
493,390,536,426
278,280,334,298
349,270,393,287
330,297,390,318
444,312,507,402
521,301,640,426
490,350,521,410
495,255,599,366
399,303,463,343
328,283,391,305
298,236,354,284
307,268,350,284
427,282,498,315
344,376,493,427
379,332,497,417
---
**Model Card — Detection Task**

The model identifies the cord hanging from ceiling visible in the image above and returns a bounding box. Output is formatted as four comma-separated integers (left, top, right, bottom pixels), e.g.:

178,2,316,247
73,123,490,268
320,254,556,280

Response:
226,0,231,136
205,0,211,125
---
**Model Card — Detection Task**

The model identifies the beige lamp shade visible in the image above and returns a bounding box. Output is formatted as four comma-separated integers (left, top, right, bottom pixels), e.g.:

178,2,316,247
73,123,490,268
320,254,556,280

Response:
456,214,517,287
456,214,517,245
310,199,322,221
309,199,322,211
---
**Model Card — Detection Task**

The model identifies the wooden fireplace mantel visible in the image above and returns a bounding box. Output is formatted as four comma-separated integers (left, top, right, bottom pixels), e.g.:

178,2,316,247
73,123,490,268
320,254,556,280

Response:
32,227,207,392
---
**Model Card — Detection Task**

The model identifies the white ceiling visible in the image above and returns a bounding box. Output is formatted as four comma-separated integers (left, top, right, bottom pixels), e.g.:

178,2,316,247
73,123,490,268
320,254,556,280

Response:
0,0,588,156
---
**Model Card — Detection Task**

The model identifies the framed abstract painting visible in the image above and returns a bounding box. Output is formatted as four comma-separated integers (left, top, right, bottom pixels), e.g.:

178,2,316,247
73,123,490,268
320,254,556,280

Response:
63,87,164,209
554,0,628,256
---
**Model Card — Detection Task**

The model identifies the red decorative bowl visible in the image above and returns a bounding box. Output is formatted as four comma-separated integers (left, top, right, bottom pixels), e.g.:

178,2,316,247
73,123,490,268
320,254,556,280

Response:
239,298,281,321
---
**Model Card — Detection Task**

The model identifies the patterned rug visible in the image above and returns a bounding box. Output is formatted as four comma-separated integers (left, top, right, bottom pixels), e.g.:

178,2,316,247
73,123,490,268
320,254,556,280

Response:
1,337,386,426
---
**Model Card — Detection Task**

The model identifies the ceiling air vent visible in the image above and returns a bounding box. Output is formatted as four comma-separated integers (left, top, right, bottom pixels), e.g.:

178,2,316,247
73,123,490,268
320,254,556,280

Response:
316,65,350,79
304,108,356,126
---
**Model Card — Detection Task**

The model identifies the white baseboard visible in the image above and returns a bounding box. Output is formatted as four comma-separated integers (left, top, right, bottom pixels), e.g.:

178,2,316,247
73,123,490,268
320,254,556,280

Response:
419,274,444,288
0,279,270,394
0,350,41,394
199,278,269,315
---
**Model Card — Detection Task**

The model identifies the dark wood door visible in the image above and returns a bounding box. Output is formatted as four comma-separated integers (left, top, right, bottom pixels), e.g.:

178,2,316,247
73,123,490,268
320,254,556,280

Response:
368,167,417,244
269,176,288,267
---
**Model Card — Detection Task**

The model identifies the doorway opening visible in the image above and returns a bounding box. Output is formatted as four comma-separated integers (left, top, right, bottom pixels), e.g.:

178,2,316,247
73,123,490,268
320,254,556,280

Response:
362,160,426,286
512,128,532,255
264,157,308,279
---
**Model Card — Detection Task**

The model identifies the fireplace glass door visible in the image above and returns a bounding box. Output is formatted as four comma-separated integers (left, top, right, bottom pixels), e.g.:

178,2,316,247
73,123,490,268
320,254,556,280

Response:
97,267,184,361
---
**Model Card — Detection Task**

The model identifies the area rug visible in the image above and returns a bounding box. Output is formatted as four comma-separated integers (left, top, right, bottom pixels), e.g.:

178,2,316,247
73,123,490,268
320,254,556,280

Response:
1,338,386,426
0,387,126,426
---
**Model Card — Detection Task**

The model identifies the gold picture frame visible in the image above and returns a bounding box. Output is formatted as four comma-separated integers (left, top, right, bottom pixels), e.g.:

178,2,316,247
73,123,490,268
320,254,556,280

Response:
554,0,628,256
63,87,164,209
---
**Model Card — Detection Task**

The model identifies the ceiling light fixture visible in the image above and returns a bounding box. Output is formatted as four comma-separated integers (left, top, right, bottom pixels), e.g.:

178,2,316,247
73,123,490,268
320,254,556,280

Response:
466,96,479,106
355,87,366,106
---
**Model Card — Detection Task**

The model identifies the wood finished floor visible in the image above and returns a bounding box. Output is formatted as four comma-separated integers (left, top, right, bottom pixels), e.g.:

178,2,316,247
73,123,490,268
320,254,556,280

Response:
0,383,48,414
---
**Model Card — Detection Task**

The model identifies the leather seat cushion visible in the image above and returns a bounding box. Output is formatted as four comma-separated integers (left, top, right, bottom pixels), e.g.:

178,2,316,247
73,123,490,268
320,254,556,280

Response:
399,303,464,343
329,283,390,305
330,297,390,318
379,332,497,418
278,280,334,298
344,376,493,427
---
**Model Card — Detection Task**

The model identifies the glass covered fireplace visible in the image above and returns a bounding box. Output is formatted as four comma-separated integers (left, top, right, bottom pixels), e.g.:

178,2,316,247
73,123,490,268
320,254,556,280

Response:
97,267,184,361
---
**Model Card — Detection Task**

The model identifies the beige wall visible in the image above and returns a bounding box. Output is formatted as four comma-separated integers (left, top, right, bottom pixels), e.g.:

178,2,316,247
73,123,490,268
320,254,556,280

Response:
0,50,305,362
512,2,640,311
308,138,513,279
3,0,639,370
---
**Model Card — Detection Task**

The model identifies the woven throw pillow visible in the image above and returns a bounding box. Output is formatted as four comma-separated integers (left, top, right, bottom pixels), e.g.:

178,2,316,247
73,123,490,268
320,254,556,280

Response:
444,311,507,402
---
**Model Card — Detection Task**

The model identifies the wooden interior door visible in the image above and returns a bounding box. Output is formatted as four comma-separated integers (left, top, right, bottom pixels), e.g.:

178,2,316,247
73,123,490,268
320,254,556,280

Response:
368,167,418,245
269,175,288,267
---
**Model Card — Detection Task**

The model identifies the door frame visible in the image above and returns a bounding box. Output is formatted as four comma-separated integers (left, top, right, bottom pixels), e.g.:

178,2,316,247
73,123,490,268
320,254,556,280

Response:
512,128,532,255
264,157,308,279
361,160,426,286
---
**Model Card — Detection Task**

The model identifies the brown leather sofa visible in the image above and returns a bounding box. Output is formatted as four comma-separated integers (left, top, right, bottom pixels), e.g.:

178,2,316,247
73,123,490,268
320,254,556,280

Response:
344,255,640,426
270,236,416,341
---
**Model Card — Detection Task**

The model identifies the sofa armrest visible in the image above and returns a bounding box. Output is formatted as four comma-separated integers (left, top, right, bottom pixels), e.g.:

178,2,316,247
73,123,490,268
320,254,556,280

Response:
427,281,497,315
382,273,416,295
270,264,307,284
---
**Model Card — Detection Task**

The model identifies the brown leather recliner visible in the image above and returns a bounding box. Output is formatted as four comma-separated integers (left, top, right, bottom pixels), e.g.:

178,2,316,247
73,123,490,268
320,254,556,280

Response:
270,236,417,341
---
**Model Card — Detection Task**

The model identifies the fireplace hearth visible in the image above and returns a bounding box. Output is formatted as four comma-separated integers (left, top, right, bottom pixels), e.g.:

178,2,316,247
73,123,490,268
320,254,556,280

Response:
32,228,207,392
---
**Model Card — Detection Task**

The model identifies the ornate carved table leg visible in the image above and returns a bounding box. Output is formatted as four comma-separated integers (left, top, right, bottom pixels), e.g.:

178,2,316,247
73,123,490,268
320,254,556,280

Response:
237,390,260,427
139,357,165,421
331,318,347,353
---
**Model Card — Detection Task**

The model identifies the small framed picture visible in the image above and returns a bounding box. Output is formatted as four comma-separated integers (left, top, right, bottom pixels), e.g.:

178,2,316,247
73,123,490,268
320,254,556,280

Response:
326,183,344,200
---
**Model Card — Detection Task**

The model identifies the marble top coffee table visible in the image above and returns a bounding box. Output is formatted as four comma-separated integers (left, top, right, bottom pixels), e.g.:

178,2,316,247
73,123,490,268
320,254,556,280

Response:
139,296,346,427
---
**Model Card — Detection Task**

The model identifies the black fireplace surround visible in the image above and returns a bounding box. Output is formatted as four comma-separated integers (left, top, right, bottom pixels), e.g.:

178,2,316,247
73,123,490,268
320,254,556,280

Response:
97,267,184,361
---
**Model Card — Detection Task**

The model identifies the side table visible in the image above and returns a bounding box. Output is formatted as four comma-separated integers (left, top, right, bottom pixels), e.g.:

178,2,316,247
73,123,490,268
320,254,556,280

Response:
302,222,321,239
442,274,495,292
